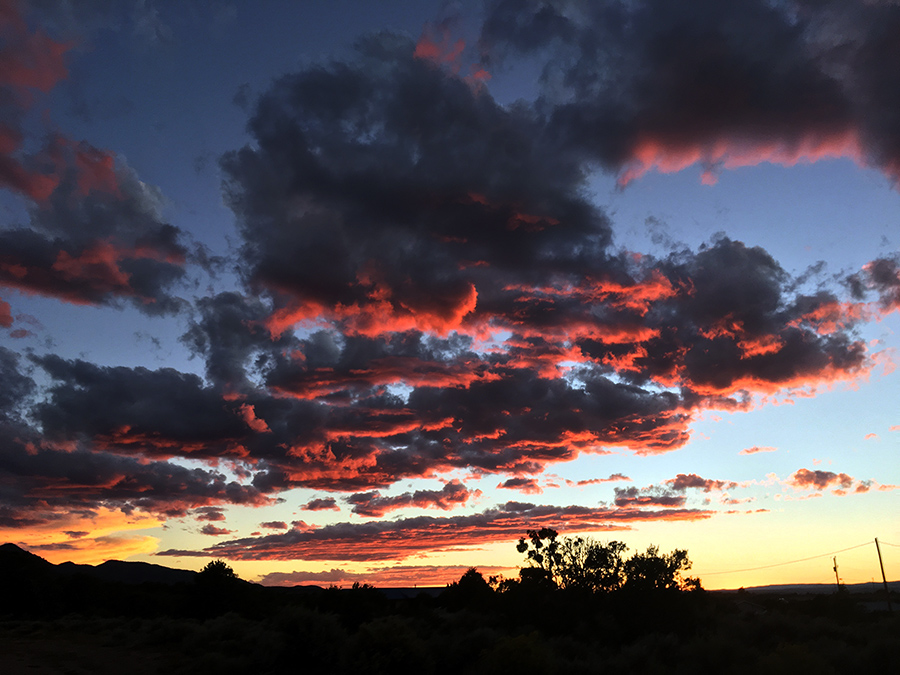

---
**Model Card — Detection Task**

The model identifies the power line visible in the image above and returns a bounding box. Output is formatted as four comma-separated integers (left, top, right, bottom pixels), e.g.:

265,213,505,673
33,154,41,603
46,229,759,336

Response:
700,542,872,576
879,540,900,548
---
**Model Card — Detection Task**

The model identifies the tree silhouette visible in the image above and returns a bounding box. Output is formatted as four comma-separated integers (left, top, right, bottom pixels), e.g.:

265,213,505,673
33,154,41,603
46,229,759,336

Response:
622,545,700,592
198,559,237,582
515,532,701,593
516,528,561,586
557,537,628,592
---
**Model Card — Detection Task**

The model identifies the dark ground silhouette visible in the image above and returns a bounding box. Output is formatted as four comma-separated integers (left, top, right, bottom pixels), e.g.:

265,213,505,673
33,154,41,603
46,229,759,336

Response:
1,542,897,674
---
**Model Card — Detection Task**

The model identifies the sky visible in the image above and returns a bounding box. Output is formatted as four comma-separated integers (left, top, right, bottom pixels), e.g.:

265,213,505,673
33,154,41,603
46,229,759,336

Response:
0,0,898,591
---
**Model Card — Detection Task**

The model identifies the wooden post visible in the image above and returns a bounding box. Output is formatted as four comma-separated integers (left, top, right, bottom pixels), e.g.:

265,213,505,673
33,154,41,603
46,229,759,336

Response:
875,538,892,613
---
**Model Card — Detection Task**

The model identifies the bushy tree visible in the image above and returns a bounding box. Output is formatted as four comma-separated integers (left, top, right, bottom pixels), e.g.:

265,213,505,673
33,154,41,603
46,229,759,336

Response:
622,545,700,592
515,531,701,593
198,559,238,583
557,536,628,592
516,528,561,581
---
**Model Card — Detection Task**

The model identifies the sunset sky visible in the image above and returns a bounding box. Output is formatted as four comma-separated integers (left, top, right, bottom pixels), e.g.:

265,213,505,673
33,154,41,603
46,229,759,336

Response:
1,0,898,590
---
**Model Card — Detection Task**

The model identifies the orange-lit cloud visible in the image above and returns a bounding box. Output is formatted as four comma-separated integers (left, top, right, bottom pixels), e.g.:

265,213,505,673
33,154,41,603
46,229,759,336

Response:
258,563,513,588
566,474,631,486
618,129,866,186
158,502,713,562
0,296,11,328
788,468,854,492
0,0,70,92
1,506,161,565
740,446,776,455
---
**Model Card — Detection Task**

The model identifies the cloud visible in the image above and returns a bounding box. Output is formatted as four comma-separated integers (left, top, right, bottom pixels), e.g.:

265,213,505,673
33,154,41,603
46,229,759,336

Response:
613,486,686,508
788,468,854,491
497,477,543,494
302,498,340,512
158,501,713,562
0,346,34,420
567,474,631,486
664,473,738,492
0,157,188,314
259,521,287,530
0,5,188,314
0,4,896,563
0,297,11,328
740,446,777,455
1,505,161,565
200,524,233,536
23,534,159,565
0,424,271,527
258,563,513,588
346,480,480,517
193,507,226,522
613,472,738,507
480,0,900,185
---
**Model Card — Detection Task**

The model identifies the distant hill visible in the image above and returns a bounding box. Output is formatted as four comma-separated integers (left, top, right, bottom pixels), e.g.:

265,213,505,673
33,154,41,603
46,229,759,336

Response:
720,580,900,595
0,542,55,576
0,543,196,586
2,543,896,597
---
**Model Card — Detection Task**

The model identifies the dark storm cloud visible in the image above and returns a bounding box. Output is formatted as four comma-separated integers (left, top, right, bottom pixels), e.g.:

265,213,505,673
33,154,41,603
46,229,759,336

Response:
33,355,252,457
266,330,488,400
480,0,900,184
0,428,269,527
158,501,713,562
577,237,869,396
206,29,877,496
221,31,614,338
2,2,894,554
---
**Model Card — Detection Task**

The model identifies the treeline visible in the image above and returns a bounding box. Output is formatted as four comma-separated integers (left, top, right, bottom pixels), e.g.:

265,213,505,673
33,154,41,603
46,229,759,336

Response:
0,536,897,674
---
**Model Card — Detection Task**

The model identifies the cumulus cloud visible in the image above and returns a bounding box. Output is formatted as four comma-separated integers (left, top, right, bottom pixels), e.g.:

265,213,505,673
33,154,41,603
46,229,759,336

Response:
480,0,900,185
0,1,896,562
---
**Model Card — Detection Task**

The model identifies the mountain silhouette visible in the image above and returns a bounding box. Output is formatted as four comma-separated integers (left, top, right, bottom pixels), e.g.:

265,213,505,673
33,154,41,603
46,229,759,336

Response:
0,543,196,585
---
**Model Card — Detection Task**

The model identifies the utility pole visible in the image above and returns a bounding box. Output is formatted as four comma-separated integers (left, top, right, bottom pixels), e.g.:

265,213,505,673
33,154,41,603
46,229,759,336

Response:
875,538,892,613
833,557,841,592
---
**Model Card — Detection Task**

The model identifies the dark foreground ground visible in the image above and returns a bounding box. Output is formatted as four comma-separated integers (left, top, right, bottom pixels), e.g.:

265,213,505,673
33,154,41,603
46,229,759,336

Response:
1,544,897,674
2,587,898,674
